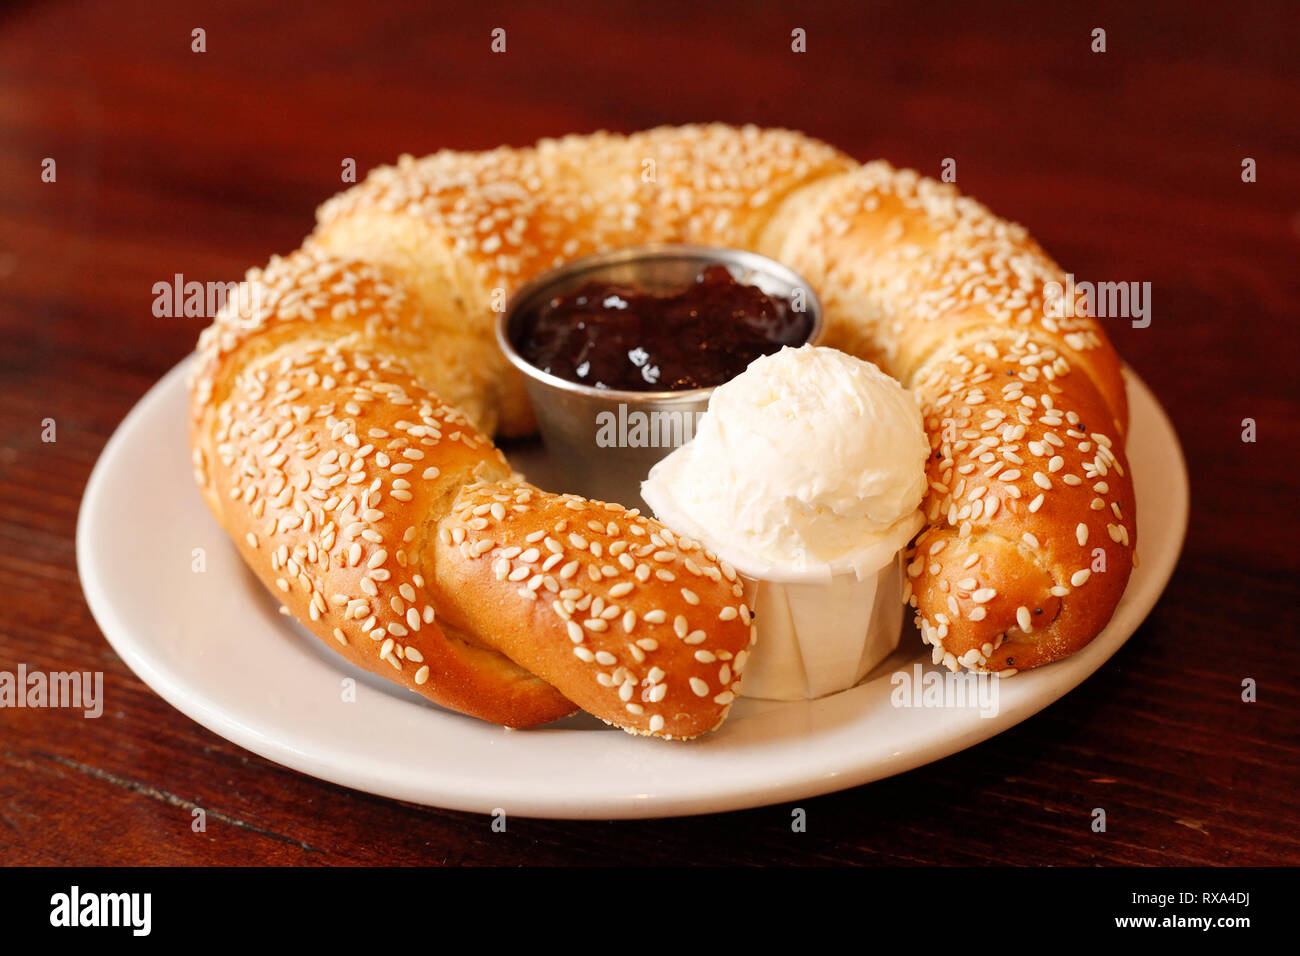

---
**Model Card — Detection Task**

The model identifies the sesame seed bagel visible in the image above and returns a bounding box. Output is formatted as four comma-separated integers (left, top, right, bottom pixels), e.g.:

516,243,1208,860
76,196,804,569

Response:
190,124,1136,742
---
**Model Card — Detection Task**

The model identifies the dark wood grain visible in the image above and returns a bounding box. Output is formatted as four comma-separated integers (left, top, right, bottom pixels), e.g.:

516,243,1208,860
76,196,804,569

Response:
1,0,1297,866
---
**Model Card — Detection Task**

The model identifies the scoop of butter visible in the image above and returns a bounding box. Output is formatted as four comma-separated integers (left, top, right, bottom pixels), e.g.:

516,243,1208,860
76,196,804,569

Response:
642,345,927,700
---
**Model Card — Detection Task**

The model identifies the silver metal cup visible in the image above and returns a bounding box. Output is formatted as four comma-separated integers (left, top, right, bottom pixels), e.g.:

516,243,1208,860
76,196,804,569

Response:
497,244,824,510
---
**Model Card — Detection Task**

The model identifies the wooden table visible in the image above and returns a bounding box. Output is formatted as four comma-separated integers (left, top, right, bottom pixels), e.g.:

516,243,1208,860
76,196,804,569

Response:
2,0,1297,865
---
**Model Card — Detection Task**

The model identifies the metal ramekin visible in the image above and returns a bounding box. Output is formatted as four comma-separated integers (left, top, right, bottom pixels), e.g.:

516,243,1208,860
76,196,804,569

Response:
497,244,824,510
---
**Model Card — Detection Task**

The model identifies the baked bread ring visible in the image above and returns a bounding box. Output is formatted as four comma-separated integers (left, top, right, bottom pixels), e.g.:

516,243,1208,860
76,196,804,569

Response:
189,124,1135,738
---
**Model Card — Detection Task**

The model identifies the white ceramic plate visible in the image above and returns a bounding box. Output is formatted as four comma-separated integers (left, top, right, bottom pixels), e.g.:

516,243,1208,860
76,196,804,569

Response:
78,357,1187,819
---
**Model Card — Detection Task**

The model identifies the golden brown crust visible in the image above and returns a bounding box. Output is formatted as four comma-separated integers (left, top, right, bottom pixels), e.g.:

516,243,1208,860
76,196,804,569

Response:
191,340,577,727
307,124,855,435
904,335,1136,672
760,163,1129,436
190,125,1138,735
190,248,501,434
431,481,754,739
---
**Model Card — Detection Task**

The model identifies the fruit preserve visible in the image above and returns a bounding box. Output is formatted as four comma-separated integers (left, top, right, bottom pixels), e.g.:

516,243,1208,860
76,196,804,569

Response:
512,264,813,391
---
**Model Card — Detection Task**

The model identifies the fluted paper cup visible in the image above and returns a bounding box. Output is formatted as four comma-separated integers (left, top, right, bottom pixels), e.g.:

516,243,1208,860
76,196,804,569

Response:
737,552,908,700
643,478,922,701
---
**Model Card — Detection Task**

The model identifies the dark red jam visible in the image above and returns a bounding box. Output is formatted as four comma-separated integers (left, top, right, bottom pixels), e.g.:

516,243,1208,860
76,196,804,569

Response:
512,264,813,391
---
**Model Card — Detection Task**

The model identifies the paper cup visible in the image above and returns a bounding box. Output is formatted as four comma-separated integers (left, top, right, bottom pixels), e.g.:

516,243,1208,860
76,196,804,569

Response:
643,466,920,701
737,554,906,701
